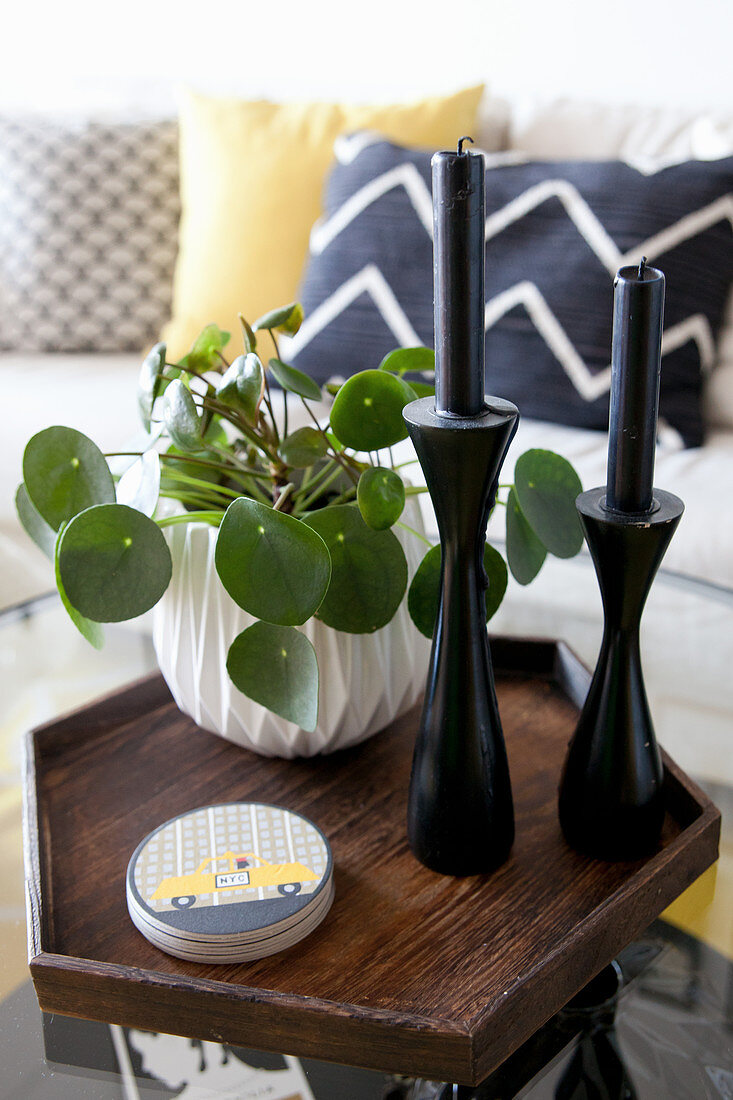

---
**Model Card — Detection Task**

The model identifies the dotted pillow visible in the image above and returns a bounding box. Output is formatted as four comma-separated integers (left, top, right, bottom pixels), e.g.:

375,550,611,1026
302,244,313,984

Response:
0,115,180,353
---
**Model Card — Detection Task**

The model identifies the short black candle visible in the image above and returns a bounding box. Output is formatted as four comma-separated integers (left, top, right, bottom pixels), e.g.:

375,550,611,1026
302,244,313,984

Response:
606,259,665,514
432,137,486,418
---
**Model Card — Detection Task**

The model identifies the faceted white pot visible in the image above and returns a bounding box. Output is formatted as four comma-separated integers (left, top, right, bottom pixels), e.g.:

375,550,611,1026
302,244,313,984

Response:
152,502,431,758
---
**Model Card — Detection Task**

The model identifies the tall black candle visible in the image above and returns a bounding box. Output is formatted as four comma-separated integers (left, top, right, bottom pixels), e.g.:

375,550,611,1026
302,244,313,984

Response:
606,259,665,514
432,137,486,417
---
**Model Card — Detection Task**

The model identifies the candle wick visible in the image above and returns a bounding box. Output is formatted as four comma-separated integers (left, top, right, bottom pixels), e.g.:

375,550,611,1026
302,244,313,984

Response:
457,135,474,155
638,256,647,279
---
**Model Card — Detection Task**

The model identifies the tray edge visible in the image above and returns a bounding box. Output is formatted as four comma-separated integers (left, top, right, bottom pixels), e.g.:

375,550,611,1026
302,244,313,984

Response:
29,950,474,1083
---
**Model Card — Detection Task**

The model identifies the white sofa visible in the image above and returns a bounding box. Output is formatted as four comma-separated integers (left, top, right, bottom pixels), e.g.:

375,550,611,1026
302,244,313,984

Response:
3,95,733,784
6,94,733,602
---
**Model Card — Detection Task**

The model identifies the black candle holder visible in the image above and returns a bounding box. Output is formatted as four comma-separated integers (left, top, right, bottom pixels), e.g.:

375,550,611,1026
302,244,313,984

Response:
403,395,519,877
558,486,684,861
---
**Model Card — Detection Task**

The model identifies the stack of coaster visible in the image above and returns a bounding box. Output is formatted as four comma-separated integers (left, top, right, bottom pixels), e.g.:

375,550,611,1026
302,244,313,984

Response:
126,802,334,963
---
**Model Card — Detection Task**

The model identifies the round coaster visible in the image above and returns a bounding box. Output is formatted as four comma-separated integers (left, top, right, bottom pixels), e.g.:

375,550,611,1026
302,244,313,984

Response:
128,879,336,964
126,802,333,959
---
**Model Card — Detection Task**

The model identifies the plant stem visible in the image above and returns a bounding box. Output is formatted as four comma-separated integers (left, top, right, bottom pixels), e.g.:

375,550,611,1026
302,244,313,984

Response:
262,374,280,447
258,335,280,447
205,439,262,474
157,511,223,529
292,458,339,504
301,400,359,485
197,447,271,504
395,521,434,548
165,361,215,383
198,396,281,464
159,468,242,501
273,483,296,512
266,329,291,440
325,485,357,507
296,463,347,512
298,465,314,492
160,490,225,509
159,452,270,487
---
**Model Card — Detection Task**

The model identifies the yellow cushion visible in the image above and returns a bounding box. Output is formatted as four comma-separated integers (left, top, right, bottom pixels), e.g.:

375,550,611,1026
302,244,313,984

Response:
163,85,484,359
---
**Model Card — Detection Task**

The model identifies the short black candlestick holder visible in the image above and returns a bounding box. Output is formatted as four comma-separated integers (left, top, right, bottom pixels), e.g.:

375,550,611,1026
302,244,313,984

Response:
558,486,684,861
403,395,519,876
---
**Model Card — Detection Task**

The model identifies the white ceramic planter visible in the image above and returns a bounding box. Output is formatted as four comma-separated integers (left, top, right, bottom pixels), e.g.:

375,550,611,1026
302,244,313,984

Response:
152,502,431,758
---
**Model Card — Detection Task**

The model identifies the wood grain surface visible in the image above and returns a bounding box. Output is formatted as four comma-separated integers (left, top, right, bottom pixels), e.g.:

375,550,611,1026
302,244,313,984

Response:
25,638,721,1085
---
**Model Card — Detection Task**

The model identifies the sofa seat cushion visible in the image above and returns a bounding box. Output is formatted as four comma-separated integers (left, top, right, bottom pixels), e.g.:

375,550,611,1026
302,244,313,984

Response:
5,351,733,610
391,415,733,592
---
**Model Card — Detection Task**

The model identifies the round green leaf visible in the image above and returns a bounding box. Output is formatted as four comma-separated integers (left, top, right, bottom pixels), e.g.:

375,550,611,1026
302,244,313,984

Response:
163,379,201,451
227,622,318,731
57,504,172,622
137,342,166,431
514,449,584,558
16,482,56,559
216,353,265,425
330,370,417,451
407,381,436,398
215,498,331,626
408,544,441,638
357,467,405,530
268,358,322,402
180,323,230,372
483,542,509,621
408,542,508,639
379,346,435,376
506,486,547,585
54,528,104,648
23,426,115,531
254,302,303,335
303,504,407,633
278,427,329,468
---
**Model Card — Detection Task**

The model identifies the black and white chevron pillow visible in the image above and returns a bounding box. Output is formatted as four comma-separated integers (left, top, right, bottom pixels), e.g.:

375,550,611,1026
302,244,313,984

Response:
290,135,733,448
0,115,180,353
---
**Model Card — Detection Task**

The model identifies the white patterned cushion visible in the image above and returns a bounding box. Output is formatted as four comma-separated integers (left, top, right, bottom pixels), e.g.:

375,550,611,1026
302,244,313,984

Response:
0,115,180,352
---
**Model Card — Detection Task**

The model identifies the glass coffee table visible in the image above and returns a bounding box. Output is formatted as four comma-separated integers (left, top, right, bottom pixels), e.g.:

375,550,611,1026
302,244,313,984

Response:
1,558,731,1098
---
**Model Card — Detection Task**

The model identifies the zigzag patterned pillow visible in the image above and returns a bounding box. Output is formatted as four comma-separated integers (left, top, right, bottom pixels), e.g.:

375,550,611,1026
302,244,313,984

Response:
0,115,180,353
289,134,733,448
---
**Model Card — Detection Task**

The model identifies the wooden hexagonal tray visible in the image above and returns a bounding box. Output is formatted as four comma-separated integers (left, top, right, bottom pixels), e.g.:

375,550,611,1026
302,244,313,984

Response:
24,637,720,1086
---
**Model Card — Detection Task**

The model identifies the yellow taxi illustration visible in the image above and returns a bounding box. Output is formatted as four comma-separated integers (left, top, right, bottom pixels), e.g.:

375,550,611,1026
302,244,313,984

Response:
151,851,318,909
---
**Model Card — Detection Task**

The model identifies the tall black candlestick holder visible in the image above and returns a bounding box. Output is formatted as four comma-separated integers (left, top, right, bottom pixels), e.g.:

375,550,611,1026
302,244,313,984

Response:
403,395,519,876
558,486,684,861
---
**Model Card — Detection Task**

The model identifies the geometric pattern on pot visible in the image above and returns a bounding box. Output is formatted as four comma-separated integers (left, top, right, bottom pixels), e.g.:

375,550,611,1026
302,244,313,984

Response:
152,511,431,758
0,115,180,352
290,133,733,448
